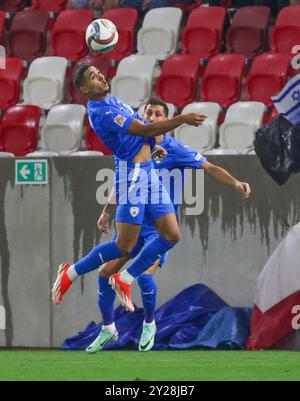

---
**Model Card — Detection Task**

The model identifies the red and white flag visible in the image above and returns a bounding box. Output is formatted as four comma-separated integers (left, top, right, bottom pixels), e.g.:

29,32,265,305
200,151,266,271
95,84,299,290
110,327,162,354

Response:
247,222,300,350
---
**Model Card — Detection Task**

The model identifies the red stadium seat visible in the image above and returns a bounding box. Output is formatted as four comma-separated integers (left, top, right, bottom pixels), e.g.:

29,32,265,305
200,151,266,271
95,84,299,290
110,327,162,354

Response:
226,6,271,58
30,0,68,13
173,0,203,12
200,54,245,108
0,0,28,12
182,7,226,59
68,54,111,105
7,10,48,62
220,0,232,7
85,124,112,155
50,9,93,62
156,54,200,109
0,57,23,110
246,53,291,106
0,105,41,156
101,8,138,61
271,6,300,54
0,11,5,44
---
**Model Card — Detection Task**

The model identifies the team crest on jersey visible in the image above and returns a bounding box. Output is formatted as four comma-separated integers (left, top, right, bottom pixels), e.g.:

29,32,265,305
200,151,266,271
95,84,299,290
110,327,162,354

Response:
130,207,139,218
114,114,126,127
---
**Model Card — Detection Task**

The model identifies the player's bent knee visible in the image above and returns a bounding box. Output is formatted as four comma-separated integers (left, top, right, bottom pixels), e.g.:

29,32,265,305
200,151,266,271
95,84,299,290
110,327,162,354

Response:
99,266,110,278
164,230,181,244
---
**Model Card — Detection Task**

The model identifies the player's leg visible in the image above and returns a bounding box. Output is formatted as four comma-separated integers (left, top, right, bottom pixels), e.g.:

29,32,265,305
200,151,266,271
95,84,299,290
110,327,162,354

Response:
137,250,168,352
86,257,129,354
109,168,180,308
52,222,141,305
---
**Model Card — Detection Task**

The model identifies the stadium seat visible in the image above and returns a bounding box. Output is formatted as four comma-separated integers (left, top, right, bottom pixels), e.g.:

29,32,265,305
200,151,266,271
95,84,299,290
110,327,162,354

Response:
174,102,221,151
34,104,86,155
26,150,59,156
271,6,300,54
50,9,93,62
245,53,291,106
101,8,138,61
23,56,67,109
137,7,182,60
68,55,111,105
137,102,176,119
30,0,68,13
85,124,112,155
219,102,266,151
7,10,49,62
182,7,227,59
70,150,104,156
111,55,156,108
0,57,23,110
156,54,200,109
204,148,238,155
200,54,245,108
0,105,41,156
226,6,271,58
0,11,5,44
0,0,28,12
0,152,14,157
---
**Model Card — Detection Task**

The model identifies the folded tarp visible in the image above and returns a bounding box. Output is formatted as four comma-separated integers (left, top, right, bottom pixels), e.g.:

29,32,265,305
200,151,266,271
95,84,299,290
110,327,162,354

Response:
62,283,228,351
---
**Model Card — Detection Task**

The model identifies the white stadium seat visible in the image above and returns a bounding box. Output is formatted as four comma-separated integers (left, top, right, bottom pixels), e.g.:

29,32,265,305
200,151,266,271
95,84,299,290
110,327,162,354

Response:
204,148,239,155
23,57,67,110
29,104,86,155
137,102,176,119
70,151,104,156
111,55,156,108
174,102,221,152
26,151,59,157
0,152,14,157
219,102,266,151
137,8,182,60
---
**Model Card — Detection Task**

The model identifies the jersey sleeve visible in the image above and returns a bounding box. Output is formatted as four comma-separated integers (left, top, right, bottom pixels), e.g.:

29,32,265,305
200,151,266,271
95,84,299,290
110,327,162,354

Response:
96,107,135,135
174,142,207,169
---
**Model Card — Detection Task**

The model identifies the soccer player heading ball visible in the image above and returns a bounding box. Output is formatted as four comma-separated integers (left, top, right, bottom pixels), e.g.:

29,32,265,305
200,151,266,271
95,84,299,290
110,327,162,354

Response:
51,66,251,351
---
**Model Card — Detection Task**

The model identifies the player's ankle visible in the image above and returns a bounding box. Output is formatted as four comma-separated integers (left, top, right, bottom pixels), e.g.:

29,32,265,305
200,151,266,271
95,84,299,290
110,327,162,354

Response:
120,270,134,284
103,322,116,334
66,265,79,282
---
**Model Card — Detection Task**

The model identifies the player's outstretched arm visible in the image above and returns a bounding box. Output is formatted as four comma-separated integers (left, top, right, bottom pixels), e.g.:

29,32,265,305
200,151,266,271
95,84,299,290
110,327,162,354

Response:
127,113,207,138
202,161,251,199
97,187,116,233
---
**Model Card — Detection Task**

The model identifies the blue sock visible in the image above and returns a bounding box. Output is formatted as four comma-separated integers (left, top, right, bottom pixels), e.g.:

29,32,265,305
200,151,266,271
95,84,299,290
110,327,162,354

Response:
74,241,122,275
98,276,116,326
137,274,157,323
127,236,175,278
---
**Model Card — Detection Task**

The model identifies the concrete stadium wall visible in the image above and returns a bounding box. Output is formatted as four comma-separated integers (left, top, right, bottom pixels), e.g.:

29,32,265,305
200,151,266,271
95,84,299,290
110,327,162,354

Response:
0,156,299,347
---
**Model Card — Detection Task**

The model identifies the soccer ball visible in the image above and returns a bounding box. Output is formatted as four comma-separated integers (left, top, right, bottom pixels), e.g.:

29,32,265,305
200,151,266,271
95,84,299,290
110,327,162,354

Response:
85,18,119,53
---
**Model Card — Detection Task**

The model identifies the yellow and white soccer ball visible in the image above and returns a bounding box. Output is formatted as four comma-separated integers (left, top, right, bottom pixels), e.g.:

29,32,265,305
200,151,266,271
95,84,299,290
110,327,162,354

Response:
85,18,119,53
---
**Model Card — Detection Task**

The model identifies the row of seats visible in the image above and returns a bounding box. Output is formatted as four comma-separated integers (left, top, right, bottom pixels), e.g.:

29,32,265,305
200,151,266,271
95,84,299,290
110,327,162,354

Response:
0,101,268,157
1,6,300,63
0,52,292,111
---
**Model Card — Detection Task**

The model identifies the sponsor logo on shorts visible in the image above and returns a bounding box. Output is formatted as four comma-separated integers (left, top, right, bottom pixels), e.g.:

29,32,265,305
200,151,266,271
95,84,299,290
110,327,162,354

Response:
130,207,139,218
114,114,126,127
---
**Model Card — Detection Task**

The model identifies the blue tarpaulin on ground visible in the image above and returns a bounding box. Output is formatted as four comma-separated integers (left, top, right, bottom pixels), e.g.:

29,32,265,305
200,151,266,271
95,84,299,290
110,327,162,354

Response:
61,284,252,351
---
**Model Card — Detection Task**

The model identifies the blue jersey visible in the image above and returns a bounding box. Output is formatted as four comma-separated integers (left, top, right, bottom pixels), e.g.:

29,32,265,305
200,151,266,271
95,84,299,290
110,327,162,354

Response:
152,134,207,212
87,95,153,161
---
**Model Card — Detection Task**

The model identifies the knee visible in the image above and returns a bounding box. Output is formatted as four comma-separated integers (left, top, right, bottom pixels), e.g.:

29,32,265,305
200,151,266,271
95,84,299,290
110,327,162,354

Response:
115,240,133,256
163,230,181,245
99,265,111,278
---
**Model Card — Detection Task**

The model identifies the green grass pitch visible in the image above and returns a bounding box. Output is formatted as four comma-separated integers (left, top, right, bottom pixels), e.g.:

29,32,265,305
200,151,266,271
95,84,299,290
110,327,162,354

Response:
0,349,300,381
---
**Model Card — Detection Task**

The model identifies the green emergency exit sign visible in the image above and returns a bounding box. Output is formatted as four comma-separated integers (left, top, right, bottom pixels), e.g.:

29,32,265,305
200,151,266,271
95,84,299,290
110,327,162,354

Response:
15,160,48,185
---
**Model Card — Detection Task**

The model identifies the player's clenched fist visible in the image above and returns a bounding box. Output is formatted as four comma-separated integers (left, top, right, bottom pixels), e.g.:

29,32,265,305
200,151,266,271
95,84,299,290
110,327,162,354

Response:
234,181,251,199
182,113,207,126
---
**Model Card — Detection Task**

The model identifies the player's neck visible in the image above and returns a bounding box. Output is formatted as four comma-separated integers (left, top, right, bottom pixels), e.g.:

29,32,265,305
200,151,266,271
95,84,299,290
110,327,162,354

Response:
88,93,109,101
